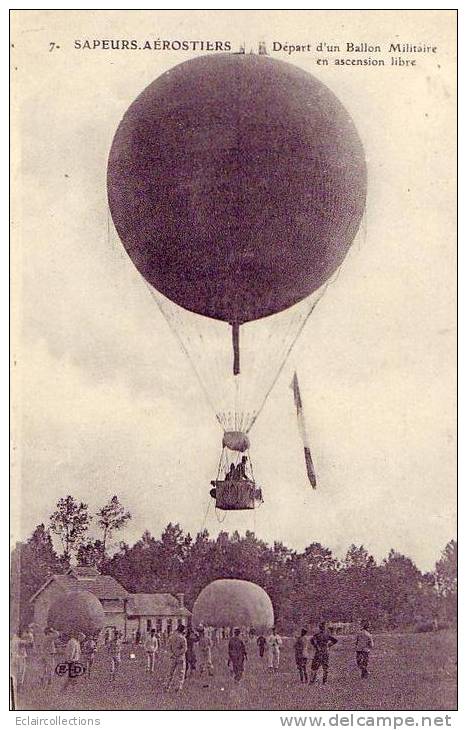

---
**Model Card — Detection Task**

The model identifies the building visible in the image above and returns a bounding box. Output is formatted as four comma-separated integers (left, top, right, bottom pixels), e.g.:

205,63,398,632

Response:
126,593,191,637
29,566,190,640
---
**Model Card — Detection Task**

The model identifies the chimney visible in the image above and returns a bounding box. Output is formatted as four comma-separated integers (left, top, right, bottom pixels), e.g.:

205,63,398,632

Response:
176,593,184,608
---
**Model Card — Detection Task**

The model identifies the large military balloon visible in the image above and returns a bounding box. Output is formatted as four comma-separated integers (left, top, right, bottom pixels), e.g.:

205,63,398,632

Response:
108,54,366,326
47,590,105,637
192,579,274,629
107,53,367,505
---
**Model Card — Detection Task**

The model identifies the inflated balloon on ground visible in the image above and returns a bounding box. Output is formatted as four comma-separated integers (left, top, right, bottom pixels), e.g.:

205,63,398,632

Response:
192,579,274,629
47,590,105,637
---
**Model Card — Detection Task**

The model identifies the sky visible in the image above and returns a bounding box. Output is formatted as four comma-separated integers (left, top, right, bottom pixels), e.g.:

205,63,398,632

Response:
11,10,456,572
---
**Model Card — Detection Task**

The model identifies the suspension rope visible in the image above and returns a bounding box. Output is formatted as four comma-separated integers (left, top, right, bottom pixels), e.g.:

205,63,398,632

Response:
199,496,213,534
191,309,226,414
247,274,337,434
252,307,303,425
144,254,345,440
215,506,228,524
146,284,224,428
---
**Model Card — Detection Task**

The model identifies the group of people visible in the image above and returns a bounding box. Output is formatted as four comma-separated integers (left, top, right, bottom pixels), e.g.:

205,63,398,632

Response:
210,457,251,499
143,624,249,690
11,619,375,697
293,621,374,685
10,624,100,690
225,456,249,481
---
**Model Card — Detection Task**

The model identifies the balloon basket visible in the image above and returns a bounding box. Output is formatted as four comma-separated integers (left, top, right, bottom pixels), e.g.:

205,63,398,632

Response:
213,479,263,511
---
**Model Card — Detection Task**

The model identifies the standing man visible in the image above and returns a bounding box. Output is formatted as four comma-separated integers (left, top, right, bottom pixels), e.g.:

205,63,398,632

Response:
144,629,159,674
165,624,187,692
82,635,97,680
185,627,199,678
42,628,60,687
294,628,309,683
66,632,81,663
11,631,28,688
309,622,337,685
355,621,374,679
228,628,248,682
256,633,266,659
63,631,83,690
235,455,249,479
23,625,36,686
108,631,123,682
198,627,214,677
266,627,283,671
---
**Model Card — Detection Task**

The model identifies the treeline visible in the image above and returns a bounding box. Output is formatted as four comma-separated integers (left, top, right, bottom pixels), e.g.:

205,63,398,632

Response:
11,495,457,633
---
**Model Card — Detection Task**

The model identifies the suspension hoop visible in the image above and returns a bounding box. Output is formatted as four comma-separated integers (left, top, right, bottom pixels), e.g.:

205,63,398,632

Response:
222,431,250,452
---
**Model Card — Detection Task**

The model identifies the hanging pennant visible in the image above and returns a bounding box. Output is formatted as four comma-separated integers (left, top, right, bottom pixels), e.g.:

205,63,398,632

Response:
291,372,317,489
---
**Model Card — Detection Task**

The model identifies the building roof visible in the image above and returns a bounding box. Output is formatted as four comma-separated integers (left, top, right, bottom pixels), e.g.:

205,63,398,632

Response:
126,593,191,617
30,572,129,603
67,566,100,578
29,570,191,619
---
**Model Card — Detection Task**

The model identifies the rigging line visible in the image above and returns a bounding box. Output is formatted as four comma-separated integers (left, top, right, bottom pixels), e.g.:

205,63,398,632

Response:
242,411,248,434
241,411,248,434
215,506,228,524
244,322,274,426
234,376,239,431
240,322,262,414
216,446,225,480
183,317,218,414
240,315,284,431
248,450,255,483
356,208,367,253
145,284,223,428
107,208,117,254
190,312,225,416
245,308,302,427
213,323,231,407
267,313,300,386
247,283,332,434
199,495,213,535
168,302,221,424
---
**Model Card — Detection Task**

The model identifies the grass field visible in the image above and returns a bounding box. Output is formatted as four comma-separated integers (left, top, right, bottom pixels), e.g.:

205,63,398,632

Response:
16,630,457,712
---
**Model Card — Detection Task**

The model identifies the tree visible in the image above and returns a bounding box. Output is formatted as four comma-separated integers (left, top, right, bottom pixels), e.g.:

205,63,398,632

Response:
378,550,424,627
49,496,91,560
339,545,378,624
77,539,105,568
156,523,192,588
344,544,376,570
303,542,339,573
105,531,157,593
435,539,457,623
262,542,294,631
11,524,64,629
435,540,457,596
96,496,131,553
181,529,211,605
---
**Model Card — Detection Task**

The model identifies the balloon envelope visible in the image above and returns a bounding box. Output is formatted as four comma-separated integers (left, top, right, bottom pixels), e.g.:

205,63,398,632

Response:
108,54,366,324
47,590,105,637
192,579,274,629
